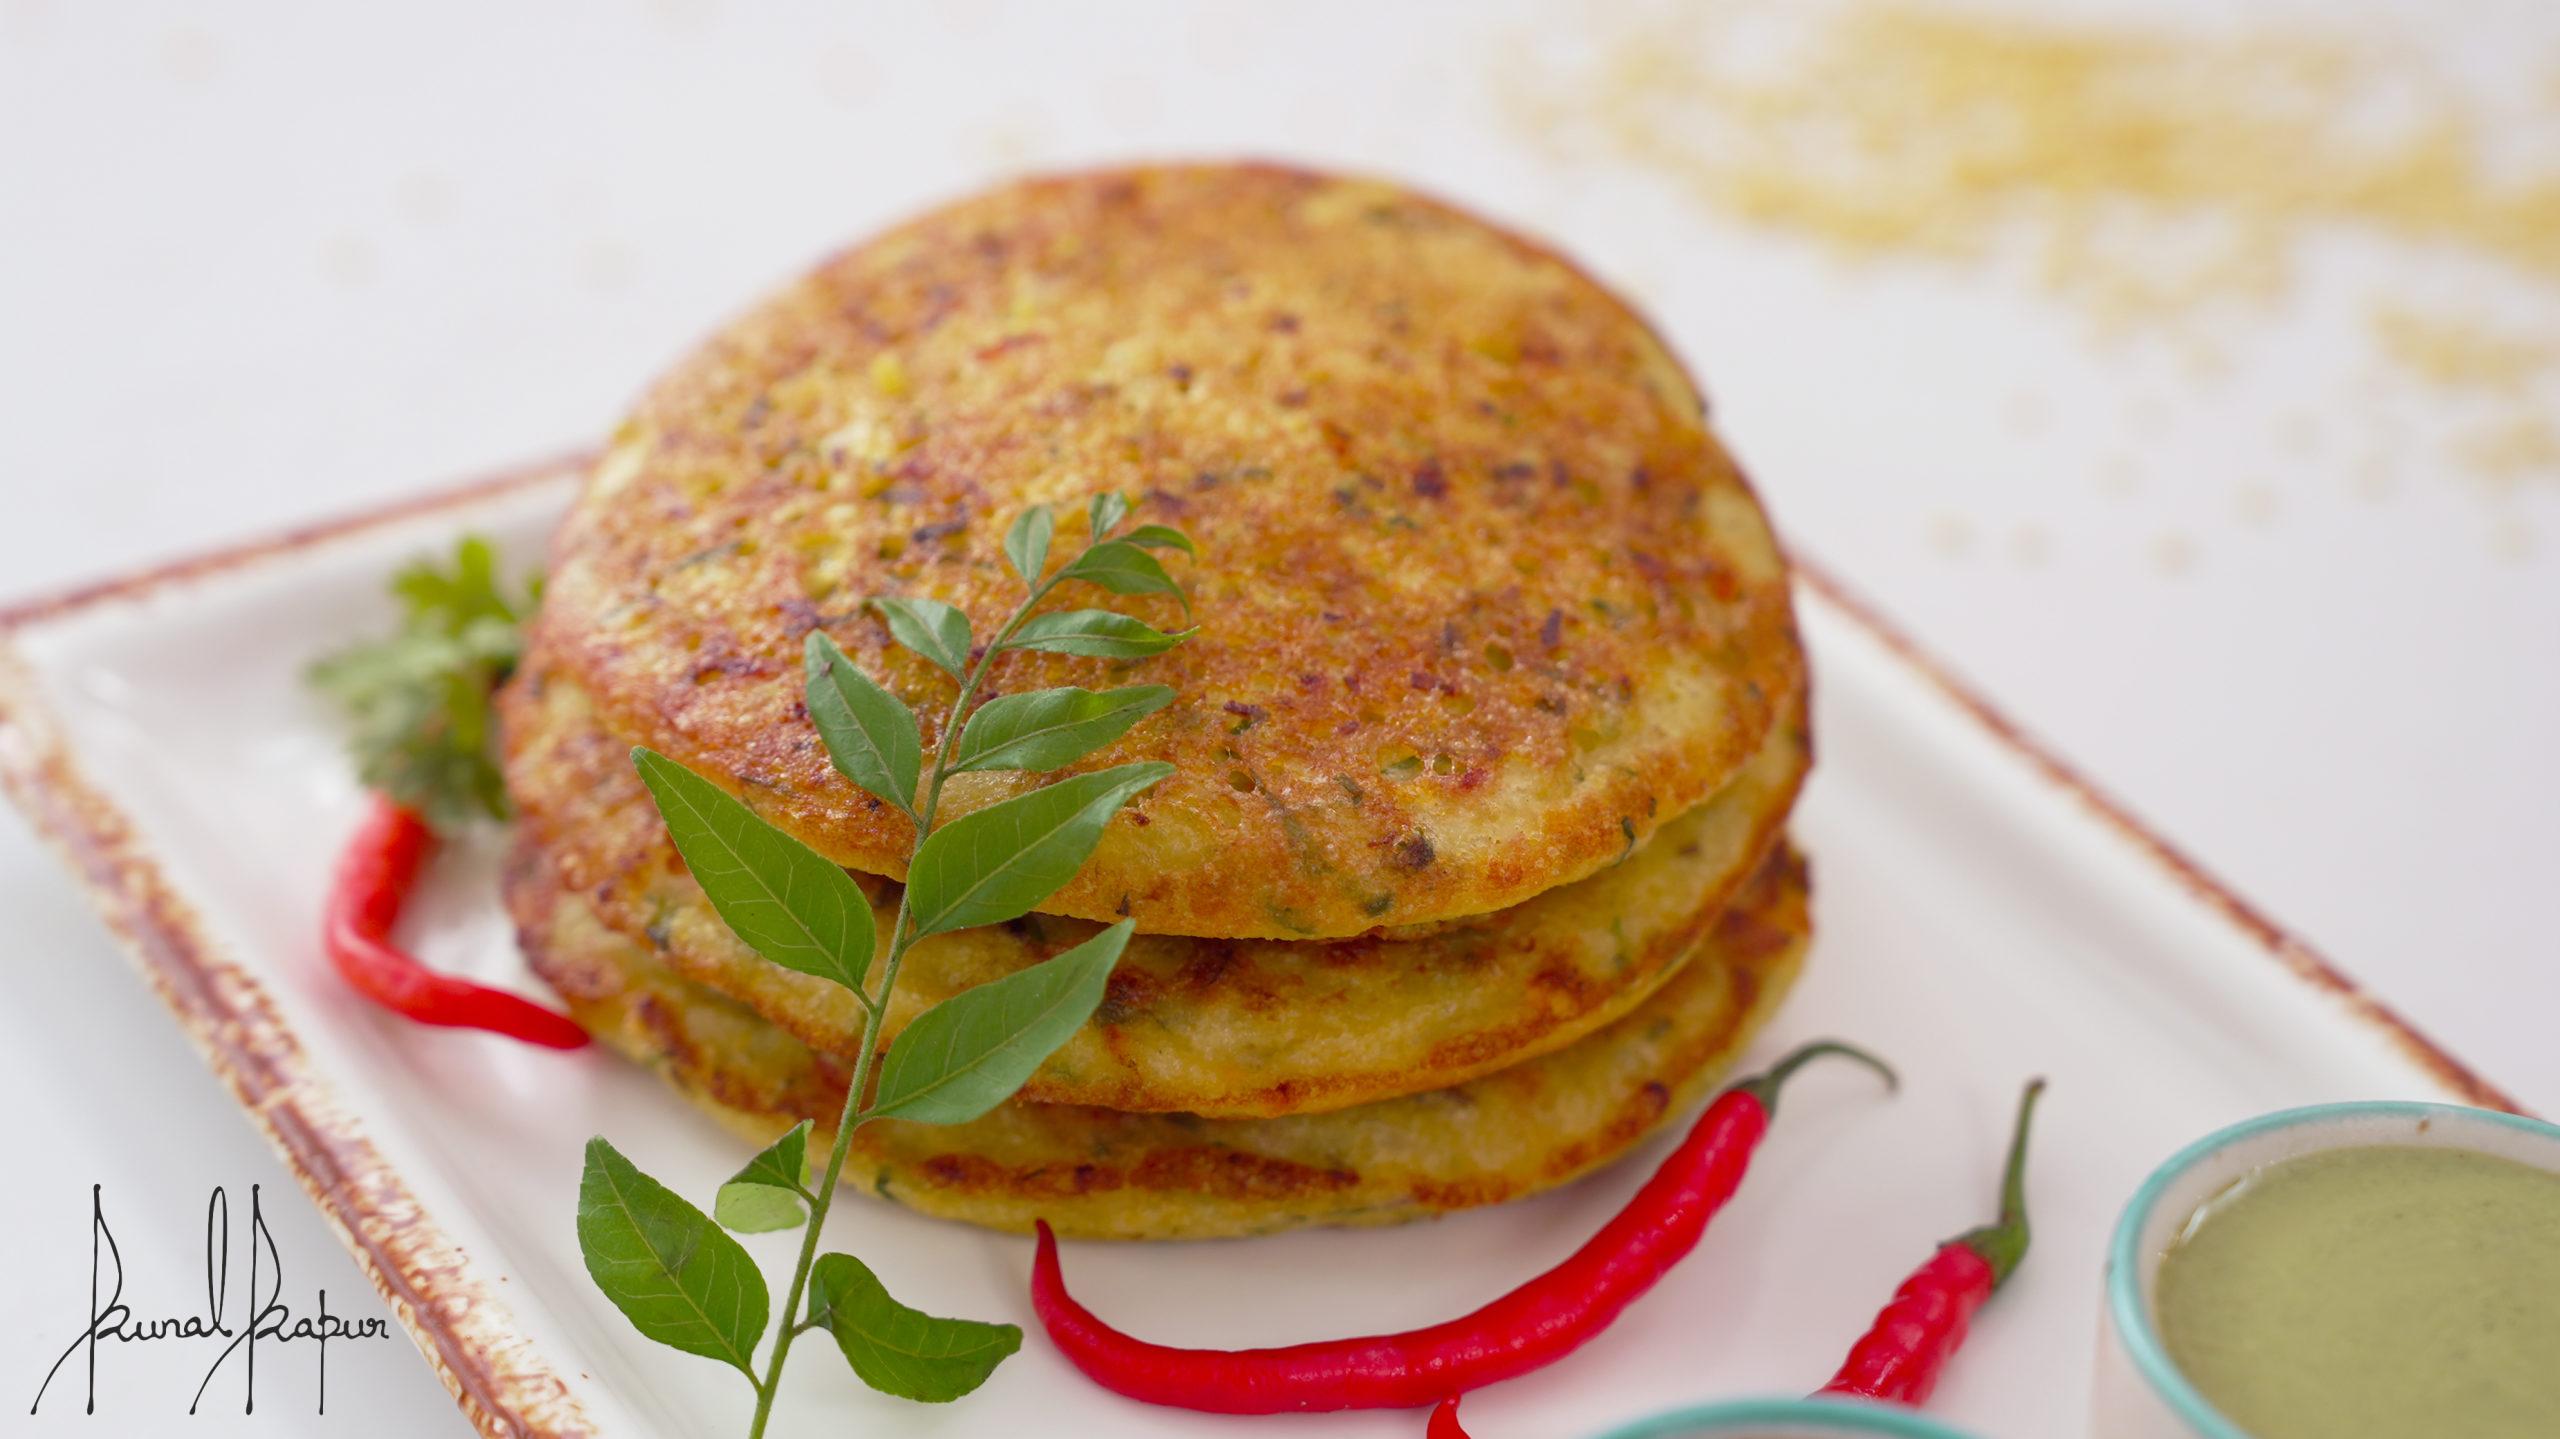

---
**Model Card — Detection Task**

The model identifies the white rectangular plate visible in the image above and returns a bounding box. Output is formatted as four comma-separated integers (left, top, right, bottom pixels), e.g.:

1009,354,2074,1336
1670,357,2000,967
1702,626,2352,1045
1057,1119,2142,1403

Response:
0,463,2513,1439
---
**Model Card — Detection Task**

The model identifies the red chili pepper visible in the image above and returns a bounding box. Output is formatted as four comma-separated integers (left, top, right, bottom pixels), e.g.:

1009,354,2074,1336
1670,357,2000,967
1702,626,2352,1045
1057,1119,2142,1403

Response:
1427,1396,1471,1438
324,792,589,1049
1030,1040,1894,1414
1819,1078,2044,1406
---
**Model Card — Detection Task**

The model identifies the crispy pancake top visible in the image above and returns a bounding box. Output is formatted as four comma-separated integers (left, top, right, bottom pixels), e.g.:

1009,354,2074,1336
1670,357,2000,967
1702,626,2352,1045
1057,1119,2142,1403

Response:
540,162,1803,938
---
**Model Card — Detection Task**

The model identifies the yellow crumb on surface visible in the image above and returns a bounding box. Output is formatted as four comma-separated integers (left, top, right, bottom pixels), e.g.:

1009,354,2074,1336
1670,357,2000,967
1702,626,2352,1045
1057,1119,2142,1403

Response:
2350,454,2400,502
2369,303,2555,393
1512,1,2560,551
2233,482,2282,527
317,233,376,287
2489,514,2538,564
2149,530,2198,574
2453,414,2560,490
2007,522,2050,566
1926,510,1977,557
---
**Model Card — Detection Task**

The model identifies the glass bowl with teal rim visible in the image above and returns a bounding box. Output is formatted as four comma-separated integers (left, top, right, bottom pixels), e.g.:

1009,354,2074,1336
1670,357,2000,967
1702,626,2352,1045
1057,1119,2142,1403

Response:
1592,1396,1988,1438
2099,1099,2560,1439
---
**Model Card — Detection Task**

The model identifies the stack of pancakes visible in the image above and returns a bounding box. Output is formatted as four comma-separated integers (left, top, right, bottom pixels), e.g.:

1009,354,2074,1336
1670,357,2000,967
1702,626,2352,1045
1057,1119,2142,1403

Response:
500,164,1812,1241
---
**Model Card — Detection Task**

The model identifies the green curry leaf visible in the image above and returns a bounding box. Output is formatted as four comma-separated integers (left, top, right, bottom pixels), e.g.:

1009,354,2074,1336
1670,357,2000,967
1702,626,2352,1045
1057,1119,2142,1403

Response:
577,1137,770,1380
869,921,1132,1125
1001,609,1193,659
713,1121,810,1234
563,478,1213,1430
904,763,1172,936
869,597,973,681
804,633,923,816
806,1253,1020,1402
1003,505,1054,585
1057,540,1188,614
633,748,877,994
1117,523,1196,556
948,685,1174,774
1086,491,1129,540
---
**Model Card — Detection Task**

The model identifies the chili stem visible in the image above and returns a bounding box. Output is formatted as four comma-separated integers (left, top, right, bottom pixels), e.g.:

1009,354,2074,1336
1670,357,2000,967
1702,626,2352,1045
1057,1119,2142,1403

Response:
1951,1077,2045,1286
743,573,1063,1439
1817,1077,2048,1406
1735,1039,1896,1114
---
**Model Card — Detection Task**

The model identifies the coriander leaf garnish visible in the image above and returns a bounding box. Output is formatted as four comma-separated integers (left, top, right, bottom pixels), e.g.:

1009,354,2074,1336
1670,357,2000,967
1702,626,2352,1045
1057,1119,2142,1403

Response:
577,494,1200,1434
307,535,537,831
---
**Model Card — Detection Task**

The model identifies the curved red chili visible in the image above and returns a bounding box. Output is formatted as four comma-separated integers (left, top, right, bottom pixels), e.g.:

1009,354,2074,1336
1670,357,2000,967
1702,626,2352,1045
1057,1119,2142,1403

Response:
1428,1396,1471,1437
324,792,589,1049
1819,1078,2044,1405
1030,1040,1894,1413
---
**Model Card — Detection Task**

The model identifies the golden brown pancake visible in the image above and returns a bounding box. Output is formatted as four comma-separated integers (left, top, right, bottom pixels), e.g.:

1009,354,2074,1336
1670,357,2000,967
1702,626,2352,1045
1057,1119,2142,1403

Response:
534,162,1804,940
501,646,1807,1117
511,839,1810,1240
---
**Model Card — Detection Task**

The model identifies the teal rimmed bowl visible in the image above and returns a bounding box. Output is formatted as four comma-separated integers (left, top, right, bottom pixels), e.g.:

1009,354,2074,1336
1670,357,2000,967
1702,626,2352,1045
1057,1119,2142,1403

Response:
1593,1396,1987,1438
2097,1099,2560,1439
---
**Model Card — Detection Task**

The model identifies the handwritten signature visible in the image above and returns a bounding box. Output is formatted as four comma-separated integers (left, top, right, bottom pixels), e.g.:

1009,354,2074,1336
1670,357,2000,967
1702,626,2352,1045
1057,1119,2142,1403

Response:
29,1184,391,1416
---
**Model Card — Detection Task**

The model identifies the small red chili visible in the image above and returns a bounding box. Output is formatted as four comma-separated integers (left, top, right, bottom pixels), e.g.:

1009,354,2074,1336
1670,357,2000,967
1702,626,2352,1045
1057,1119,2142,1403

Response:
1030,1040,1894,1414
324,792,589,1049
1427,1396,1471,1437
1819,1078,2045,1406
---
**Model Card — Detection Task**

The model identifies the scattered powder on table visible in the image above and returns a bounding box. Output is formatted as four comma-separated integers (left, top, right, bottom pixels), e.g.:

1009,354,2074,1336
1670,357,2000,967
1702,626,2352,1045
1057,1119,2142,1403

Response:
2371,303,2554,394
2232,481,2282,528
2007,522,2050,567
1507,0,2560,509
1926,510,1976,558
1512,1,2560,321
2366,304,2556,496
2456,414,2560,494
2490,513,2538,563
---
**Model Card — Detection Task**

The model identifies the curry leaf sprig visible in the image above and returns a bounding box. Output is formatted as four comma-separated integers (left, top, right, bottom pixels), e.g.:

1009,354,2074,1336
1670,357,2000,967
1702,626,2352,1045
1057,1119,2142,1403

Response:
307,535,539,831
576,494,1197,1433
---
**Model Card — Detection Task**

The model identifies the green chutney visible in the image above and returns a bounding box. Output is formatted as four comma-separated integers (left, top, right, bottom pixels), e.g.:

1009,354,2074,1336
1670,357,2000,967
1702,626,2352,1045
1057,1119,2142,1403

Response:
2153,1143,2560,1439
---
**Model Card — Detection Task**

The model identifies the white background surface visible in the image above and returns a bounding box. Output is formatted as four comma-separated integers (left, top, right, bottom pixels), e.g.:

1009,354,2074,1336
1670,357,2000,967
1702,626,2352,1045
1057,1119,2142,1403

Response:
2,2,2553,1434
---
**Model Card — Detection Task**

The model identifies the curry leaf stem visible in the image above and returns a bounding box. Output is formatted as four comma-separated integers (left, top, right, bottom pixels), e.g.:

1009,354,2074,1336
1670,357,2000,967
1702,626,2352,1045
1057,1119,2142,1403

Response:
741,572,1061,1439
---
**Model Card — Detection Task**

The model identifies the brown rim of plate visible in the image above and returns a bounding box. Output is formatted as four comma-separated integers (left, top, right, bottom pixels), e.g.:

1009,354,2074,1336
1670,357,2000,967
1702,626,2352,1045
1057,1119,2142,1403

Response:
0,456,2523,1438
0,639,598,1437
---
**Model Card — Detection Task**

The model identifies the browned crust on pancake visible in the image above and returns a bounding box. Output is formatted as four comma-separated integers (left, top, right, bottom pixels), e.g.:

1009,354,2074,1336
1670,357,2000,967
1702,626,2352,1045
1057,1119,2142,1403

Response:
508,836,1809,1240
501,647,1808,1116
535,162,1803,939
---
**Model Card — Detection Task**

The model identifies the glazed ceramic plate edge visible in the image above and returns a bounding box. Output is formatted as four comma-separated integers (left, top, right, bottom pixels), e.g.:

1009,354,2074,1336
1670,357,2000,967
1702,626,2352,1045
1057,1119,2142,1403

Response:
0,459,2525,1438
